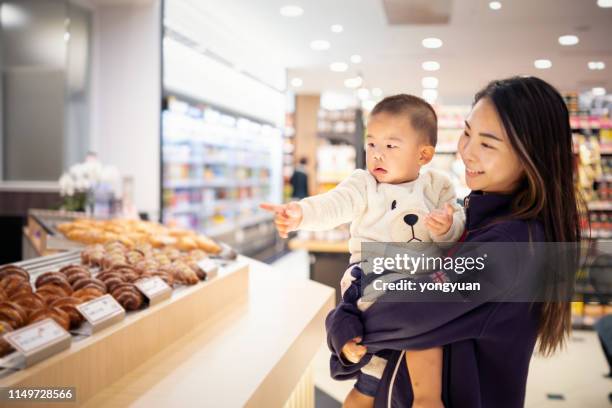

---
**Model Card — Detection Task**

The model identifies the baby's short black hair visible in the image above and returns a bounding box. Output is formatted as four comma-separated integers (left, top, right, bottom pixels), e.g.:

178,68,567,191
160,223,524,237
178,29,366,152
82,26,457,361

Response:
371,94,438,147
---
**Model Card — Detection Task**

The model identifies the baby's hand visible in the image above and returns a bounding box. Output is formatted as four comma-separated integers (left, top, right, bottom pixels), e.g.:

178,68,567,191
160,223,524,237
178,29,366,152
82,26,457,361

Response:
341,336,367,363
425,203,455,237
259,202,303,238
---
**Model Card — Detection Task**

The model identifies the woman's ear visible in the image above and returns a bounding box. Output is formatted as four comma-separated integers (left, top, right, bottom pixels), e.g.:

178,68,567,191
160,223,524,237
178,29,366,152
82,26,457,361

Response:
419,145,435,165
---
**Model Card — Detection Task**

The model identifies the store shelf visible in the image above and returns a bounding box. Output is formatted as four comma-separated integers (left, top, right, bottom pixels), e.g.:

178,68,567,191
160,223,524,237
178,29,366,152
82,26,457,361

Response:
165,179,270,189
588,201,612,211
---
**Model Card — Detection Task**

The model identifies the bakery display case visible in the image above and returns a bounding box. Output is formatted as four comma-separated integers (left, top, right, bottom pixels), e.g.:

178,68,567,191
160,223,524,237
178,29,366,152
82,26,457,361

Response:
0,240,250,405
0,241,333,407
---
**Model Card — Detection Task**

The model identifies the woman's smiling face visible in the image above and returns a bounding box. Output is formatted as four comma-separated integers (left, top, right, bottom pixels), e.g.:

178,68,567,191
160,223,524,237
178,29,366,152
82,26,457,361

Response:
459,98,524,193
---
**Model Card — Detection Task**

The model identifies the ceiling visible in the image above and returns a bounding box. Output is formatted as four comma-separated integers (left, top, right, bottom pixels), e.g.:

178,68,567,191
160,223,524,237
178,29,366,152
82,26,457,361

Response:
169,0,612,105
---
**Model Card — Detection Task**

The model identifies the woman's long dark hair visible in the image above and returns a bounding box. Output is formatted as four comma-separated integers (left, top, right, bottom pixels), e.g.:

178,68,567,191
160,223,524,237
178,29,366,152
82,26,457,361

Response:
474,77,585,356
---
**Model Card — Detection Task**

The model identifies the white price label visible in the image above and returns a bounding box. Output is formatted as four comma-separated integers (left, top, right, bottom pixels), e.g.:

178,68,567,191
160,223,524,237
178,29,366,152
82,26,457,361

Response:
77,294,124,324
4,319,69,355
135,276,170,299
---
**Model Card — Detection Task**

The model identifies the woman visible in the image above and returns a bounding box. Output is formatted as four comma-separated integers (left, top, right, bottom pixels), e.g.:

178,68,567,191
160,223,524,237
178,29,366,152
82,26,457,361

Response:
327,76,583,407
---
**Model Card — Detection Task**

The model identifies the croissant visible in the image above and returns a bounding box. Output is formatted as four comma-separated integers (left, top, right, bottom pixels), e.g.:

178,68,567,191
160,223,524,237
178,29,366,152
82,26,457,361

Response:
72,277,107,293
35,272,73,295
72,287,105,303
110,283,143,310
96,272,126,293
60,265,92,282
0,301,28,329
0,265,30,282
11,292,46,314
50,297,83,328
3,277,33,299
80,245,105,266
28,306,70,331
36,284,71,306
0,320,14,356
170,262,199,285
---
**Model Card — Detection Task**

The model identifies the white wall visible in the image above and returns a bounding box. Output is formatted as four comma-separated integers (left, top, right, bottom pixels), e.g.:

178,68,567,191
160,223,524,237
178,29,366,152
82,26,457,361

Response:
90,0,161,217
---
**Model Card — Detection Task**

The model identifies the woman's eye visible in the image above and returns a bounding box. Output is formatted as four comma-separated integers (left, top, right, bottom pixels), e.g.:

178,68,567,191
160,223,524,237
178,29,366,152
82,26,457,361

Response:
482,143,493,149
367,143,375,148
463,131,470,137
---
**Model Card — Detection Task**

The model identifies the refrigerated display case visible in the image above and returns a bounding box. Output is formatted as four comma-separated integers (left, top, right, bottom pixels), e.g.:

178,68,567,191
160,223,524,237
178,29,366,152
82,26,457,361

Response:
161,95,283,257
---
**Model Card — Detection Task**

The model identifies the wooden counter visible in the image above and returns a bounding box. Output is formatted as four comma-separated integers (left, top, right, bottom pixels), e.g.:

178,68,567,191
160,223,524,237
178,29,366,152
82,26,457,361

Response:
81,257,334,407
0,256,334,407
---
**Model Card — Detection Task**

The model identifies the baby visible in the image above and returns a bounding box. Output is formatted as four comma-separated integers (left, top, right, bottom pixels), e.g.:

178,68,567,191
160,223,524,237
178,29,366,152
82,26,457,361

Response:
262,94,465,407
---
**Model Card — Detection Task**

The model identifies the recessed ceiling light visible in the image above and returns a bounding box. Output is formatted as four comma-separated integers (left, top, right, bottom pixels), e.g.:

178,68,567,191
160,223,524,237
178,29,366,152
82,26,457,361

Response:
357,88,370,101
422,76,439,89
422,37,443,49
310,40,330,51
330,62,348,72
534,59,552,69
331,24,343,33
422,89,438,103
64,32,70,42
372,88,383,97
279,5,303,17
422,61,440,71
489,1,502,10
588,61,606,70
597,0,612,7
558,35,579,46
592,87,606,96
344,76,363,88
350,54,362,64
290,78,303,87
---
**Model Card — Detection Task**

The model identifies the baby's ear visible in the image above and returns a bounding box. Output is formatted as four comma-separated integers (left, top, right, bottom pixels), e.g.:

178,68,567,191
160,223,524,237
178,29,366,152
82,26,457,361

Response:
419,145,435,165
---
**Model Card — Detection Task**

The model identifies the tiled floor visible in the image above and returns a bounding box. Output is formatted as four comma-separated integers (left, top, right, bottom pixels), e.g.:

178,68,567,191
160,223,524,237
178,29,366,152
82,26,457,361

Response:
272,250,612,407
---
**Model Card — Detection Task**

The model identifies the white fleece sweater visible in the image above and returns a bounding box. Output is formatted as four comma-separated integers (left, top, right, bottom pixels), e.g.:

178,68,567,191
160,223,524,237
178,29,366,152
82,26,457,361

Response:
297,169,465,263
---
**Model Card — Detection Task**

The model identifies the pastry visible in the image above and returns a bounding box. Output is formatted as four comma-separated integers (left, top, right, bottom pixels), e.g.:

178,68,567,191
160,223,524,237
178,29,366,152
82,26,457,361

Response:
110,283,143,310
194,235,222,254
169,262,199,285
0,265,30,282
34,272,73,295
36,284,71,305
28,306,70,331
2,277,33,299
96,272,126,292
50,297,83,328
73,287,105,303
0,320,14,356
60,264,91,279
11,292,45,313
107,265,140,283
0,301,28,329
72,277,107,293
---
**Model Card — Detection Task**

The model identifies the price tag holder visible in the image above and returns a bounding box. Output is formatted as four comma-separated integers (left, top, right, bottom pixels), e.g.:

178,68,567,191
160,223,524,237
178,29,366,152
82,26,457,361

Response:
135,276,172,306
76,294,125,334
196,258,219,280
3,318,71,367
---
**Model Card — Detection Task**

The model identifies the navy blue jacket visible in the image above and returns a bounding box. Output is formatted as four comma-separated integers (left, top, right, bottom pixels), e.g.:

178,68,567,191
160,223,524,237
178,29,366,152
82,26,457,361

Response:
326,191,545,407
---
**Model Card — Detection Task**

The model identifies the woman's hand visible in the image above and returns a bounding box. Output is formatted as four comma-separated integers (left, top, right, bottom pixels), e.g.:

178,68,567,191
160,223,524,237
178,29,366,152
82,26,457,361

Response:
259,202,303,238
341,336,367,363
425,203,455,237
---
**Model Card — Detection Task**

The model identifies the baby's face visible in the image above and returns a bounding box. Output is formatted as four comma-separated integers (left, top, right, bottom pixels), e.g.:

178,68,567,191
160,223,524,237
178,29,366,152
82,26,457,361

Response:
365,112,427,184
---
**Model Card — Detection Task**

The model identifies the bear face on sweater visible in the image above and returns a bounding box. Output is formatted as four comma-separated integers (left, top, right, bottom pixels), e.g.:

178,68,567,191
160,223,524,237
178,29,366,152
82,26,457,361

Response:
388,199,430,243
